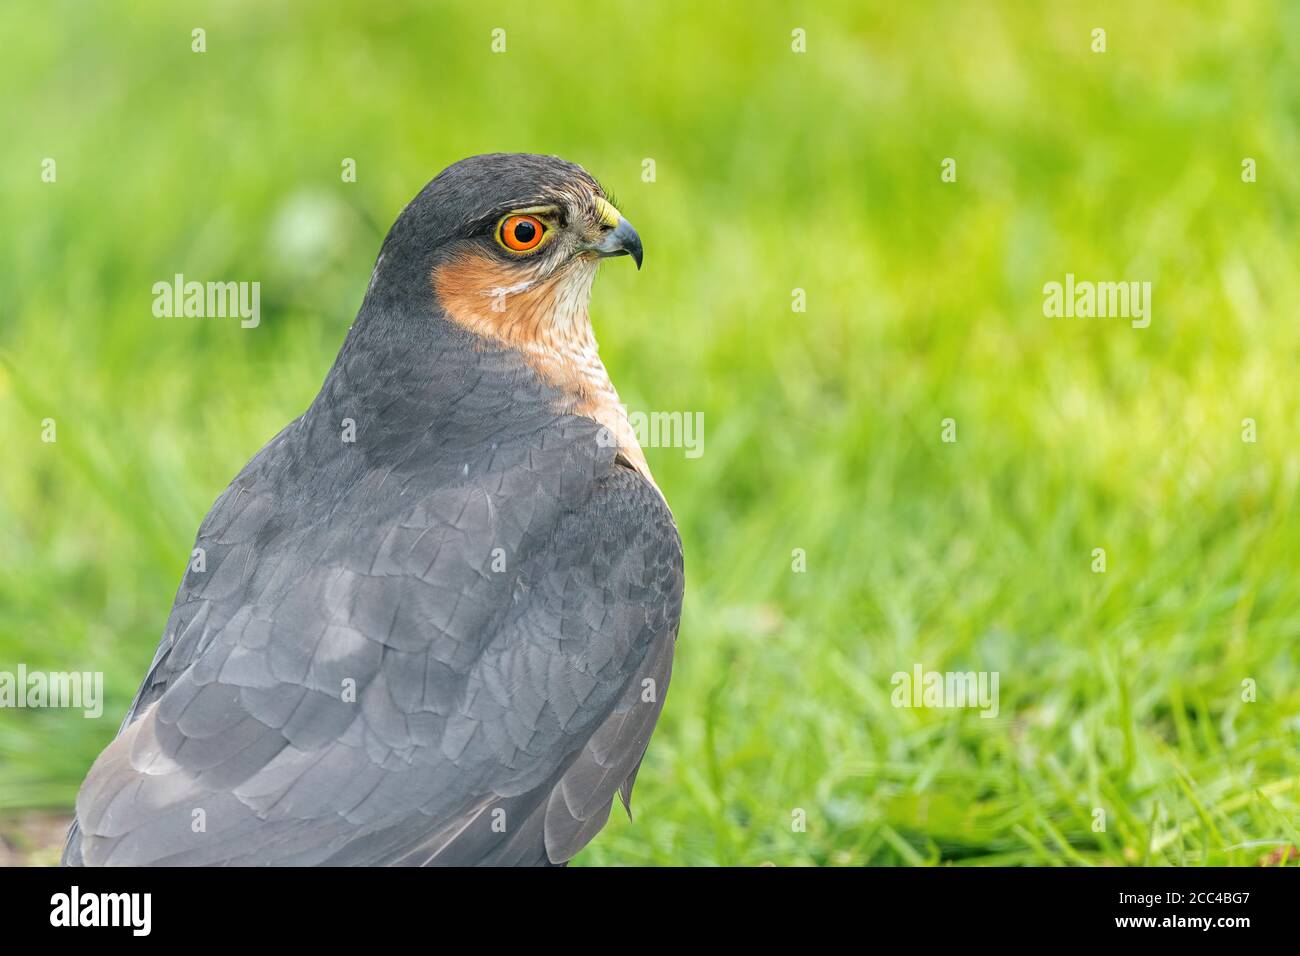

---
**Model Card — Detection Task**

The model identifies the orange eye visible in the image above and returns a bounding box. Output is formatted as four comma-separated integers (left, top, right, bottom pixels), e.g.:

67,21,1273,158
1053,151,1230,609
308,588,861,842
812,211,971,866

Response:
499,215,546,251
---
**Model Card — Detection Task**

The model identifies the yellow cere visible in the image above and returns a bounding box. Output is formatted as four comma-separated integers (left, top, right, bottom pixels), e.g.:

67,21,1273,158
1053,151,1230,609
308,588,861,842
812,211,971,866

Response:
592,195,622,229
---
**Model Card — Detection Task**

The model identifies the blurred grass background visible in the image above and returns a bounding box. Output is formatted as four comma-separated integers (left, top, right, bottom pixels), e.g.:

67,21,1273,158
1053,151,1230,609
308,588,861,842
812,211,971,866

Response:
2,0,1299,866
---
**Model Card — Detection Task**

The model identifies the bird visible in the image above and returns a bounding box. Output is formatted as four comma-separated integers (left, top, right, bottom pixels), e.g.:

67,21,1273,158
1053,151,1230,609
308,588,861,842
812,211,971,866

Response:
61,153,684,866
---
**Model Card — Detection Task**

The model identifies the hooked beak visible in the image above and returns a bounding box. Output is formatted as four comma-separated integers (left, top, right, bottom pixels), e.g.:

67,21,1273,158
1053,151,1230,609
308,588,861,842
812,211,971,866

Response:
592,216,644,270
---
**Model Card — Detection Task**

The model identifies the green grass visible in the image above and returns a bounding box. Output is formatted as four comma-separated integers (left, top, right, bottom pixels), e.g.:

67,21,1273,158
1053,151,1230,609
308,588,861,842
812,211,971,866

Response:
2,0,1299,866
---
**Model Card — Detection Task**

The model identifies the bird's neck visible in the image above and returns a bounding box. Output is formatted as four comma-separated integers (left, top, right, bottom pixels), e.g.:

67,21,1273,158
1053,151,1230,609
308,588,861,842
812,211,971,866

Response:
431,255,656,488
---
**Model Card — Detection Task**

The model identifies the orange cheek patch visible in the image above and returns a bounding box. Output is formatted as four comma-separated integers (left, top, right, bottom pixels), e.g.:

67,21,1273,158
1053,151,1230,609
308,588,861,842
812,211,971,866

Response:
431,249,659,491
432,251,553,344
431,250,601,390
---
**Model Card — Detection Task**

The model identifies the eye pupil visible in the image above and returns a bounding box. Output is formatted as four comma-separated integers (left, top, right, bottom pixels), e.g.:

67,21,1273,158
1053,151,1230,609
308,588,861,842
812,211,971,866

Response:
513,220,536,244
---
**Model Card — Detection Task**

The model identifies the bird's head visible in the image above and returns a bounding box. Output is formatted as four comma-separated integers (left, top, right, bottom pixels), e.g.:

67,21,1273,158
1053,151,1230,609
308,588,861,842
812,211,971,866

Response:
359,153,654,483
365,154,641,353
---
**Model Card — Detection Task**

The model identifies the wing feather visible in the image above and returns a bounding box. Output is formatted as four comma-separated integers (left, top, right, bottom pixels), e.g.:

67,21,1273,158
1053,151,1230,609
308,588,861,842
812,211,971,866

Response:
65,414,682,868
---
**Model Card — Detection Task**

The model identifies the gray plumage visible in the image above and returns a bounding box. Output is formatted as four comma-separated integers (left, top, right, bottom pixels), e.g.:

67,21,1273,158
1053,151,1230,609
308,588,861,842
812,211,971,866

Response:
62,154,683,866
